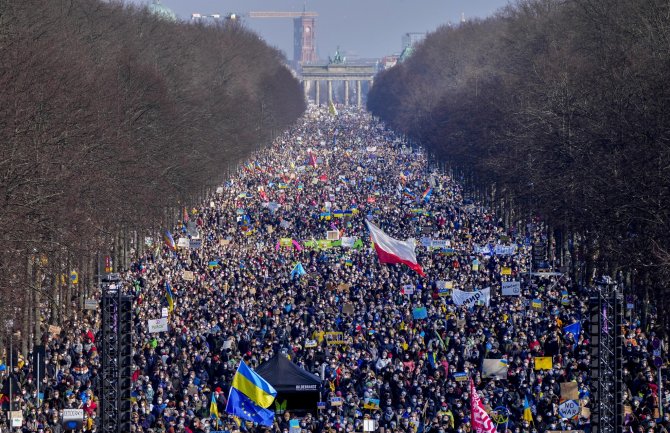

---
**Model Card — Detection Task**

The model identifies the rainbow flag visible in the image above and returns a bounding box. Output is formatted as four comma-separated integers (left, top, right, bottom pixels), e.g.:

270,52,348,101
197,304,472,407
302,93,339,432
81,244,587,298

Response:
163,230,176,251
421,187,432,202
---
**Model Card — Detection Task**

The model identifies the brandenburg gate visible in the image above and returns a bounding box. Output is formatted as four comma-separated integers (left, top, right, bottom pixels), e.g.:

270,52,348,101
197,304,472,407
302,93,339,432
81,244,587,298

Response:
301,60,377,108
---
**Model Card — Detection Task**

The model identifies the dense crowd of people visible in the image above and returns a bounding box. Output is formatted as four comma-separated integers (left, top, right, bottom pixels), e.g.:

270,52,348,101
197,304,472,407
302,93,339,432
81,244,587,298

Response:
1,108,668,433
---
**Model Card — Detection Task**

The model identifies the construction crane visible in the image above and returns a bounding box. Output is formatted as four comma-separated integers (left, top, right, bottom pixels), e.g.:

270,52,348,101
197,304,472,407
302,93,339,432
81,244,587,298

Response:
248,11,319,66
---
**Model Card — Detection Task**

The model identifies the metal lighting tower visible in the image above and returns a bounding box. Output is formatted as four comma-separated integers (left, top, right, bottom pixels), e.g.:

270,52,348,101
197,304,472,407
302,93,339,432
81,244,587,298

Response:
589,277,623,433
100,273,133,433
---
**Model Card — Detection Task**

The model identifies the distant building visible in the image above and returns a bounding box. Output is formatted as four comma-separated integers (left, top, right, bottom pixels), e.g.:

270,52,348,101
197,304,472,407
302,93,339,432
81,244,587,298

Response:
380,55,399,70
401,32,425,51
148,0,177,22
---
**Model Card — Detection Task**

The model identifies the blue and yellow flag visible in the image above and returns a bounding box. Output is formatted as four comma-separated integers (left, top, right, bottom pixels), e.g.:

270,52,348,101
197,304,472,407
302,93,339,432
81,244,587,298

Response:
226,361,277,426
231,361,277,408
523,395,533,422
165,281,174,313
290,263,306,279
210,393,219,419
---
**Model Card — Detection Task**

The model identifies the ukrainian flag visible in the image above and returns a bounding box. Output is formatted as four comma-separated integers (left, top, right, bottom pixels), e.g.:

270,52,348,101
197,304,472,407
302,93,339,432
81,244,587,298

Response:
165,281,174,313
226,361,277,426
210,393,219,419
231,361,276,408
523,395,533,422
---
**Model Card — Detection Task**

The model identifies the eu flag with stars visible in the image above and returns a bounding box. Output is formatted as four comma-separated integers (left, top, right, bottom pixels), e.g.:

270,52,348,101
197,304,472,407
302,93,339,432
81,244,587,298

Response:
225,361,277,426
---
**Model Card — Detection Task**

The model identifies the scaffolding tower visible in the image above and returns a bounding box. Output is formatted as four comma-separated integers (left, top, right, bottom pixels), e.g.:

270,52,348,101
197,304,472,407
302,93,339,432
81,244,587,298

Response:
589,277,623,433
100,274,133,433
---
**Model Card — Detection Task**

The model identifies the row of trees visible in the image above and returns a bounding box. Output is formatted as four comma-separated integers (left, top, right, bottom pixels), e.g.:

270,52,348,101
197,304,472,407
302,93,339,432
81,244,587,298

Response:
0,0,305,353
369,0,670,324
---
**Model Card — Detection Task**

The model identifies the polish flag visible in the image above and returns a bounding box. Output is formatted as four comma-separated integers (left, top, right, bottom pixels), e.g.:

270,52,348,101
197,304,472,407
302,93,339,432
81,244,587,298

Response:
469,379,497,433
365,220,425,276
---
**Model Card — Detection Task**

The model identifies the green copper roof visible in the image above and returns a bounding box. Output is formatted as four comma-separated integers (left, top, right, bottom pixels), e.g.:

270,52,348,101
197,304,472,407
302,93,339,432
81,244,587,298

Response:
148,0,177,22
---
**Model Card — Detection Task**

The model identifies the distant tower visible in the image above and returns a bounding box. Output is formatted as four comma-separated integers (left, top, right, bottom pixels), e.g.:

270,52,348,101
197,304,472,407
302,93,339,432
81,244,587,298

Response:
294,16,317,65
460,12,466,23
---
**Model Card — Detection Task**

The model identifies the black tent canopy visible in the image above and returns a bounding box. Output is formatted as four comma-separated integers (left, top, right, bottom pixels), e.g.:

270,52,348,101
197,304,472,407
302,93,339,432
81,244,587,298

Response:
256,353,321,392
256,354,322,413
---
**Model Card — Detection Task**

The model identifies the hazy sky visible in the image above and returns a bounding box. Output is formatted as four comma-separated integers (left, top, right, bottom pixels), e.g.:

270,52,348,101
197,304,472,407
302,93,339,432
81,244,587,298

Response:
133,0,512,59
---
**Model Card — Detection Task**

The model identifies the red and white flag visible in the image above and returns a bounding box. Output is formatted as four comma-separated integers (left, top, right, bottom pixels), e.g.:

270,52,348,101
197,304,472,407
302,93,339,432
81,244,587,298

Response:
469,379,497,433
365,220,425,276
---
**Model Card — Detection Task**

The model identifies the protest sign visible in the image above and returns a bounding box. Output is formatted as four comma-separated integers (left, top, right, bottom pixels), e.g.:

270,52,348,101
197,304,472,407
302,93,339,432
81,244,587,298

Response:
183,271,195,281
452,288,491,307
560,382,579,401
325,332,346,345
482,359,508,379
531,299,543,311
453,372,468,382
534,356,553,370
501,281,521,296
494,245,516,255
558,400,580,419
148,318,168,333
413,307,428,319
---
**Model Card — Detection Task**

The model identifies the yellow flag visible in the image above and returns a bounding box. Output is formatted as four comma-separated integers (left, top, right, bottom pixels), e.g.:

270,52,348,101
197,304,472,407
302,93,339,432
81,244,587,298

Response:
328,101,338,116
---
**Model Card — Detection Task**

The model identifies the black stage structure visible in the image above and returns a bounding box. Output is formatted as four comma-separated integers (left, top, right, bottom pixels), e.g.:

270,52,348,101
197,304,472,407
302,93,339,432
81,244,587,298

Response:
99,273,133,433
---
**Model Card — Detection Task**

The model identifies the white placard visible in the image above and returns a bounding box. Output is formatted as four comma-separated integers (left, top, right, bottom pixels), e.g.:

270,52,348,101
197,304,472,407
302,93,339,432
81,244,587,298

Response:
177,237,189,248
363,419,377,432
9,411,22,427
84,299,98,310
161,308,169,317
148,318,169,333
62,409,84,418
558,400,580,419
501,281,521,296
452,287,491,307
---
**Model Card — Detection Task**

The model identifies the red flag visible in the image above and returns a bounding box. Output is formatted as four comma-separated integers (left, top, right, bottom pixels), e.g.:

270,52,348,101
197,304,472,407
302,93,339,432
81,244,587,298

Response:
469,379,497,433
308,150,318,168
